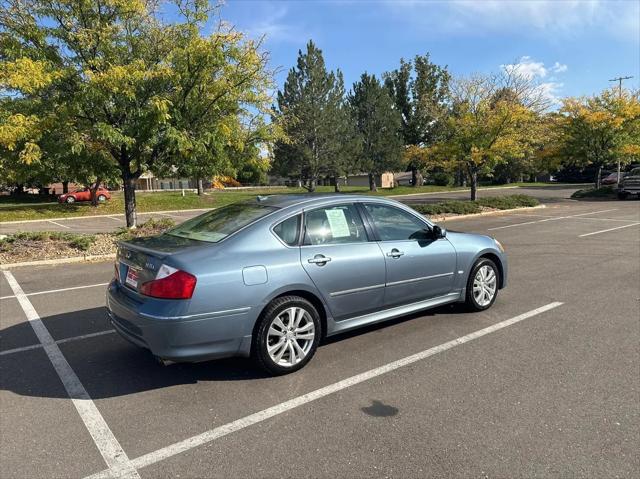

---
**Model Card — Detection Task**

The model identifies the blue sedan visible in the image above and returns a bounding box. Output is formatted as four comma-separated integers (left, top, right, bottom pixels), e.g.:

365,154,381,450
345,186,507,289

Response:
107,194,507,375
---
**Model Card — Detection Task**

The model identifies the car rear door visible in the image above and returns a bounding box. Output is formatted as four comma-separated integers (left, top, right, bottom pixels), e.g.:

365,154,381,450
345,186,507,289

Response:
362,203,457,308
300,203,386,321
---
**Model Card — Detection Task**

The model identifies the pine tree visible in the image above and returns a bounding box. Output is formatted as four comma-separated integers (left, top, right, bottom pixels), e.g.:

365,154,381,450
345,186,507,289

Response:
349,73,403,191
385,55,451,186
272,41,352,192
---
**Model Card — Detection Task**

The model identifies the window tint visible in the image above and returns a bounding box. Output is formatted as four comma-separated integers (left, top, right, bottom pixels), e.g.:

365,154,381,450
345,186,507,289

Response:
166,202,277,243
273,215,301,246
364,204,429,241
304,204,367,245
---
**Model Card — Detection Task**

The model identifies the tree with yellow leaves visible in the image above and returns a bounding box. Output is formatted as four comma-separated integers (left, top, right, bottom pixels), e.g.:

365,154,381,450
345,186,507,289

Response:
1,0,274,226
556,89,640,188
436,69,549,200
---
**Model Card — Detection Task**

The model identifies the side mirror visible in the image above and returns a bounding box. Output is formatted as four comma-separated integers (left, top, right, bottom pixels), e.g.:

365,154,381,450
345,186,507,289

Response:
432,225,446,239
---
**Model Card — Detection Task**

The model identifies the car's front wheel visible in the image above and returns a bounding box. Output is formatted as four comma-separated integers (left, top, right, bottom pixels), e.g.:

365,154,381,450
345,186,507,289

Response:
65,196,76,203
252,296,321,375
465,258,499,311
97,194,107,202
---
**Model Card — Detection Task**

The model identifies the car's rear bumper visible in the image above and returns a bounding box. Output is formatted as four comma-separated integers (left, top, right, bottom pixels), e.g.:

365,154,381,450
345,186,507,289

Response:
106,281,254,362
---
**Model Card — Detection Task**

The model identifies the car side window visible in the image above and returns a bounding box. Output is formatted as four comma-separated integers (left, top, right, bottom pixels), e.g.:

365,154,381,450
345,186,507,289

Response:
273,215,301,246
303,204,367,245
364,203,429,241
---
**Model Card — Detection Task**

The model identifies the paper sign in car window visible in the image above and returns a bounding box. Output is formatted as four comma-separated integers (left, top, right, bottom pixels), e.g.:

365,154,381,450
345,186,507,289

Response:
325,209,351,238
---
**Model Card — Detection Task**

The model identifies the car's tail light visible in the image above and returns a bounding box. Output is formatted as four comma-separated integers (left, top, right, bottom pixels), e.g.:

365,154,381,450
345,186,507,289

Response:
140,265,197,299
114,263,120,282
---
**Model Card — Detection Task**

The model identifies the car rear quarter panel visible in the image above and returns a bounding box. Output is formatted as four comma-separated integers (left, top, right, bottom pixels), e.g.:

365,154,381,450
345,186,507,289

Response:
166,222,320,337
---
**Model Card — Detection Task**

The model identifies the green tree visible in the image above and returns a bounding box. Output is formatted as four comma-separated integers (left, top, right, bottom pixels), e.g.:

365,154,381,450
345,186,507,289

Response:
557,89,640,188
384,54,451,186
1,0,273,226
272,40,352,192
349,73,403,191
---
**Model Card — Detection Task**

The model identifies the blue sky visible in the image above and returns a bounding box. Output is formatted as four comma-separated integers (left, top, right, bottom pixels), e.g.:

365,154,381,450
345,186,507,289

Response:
216,0,639,103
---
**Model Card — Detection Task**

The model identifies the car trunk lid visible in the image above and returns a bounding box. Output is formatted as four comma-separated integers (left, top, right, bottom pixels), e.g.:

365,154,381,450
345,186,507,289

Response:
116,235,205,295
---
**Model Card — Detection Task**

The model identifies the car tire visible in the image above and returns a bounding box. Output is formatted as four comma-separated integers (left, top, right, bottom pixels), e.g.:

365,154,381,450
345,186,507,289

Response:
97,194,107,202
66,196,76,203
465,258,500,312
617,192,628,200
252,295,321,376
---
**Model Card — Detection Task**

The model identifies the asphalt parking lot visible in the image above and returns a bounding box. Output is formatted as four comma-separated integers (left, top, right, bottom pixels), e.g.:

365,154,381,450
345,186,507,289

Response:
0,184,584,235
1,197,639,478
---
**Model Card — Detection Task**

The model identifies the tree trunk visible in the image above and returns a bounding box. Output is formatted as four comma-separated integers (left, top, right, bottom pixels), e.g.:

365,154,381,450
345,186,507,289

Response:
334,177,341,193
123,173,137,228
595,165,602,189
411,166,418,187
196,177,204,195
89,179,102,207
308,178,316,193
369,173,378,192
62,181,69,194
470,169,478,201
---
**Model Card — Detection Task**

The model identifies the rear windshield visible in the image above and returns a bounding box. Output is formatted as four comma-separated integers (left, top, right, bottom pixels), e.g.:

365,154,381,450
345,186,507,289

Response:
166,202,277,243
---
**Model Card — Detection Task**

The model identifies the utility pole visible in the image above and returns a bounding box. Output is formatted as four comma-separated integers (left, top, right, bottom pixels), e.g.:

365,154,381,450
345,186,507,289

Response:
609,75,633,97
608,75,633,184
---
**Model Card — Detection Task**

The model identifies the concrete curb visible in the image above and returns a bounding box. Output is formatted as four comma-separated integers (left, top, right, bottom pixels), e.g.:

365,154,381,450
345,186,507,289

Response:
0,204,546,269
426,204,547,222
1,253,116,270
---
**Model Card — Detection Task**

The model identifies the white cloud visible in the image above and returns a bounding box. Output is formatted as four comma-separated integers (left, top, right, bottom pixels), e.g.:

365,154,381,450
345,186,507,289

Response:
500,56,568,105
551,62,568,74
501,56,568,80
242,5,310,44
502,56,548,79
537,81,565,105
385,0,639,40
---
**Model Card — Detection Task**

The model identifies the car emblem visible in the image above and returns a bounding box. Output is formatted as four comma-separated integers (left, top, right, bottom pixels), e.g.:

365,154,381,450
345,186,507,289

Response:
145,261,155,270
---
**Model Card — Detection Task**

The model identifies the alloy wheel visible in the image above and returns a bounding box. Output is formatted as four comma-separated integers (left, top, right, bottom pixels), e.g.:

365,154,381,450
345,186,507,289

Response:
473,265,497,307
267,307,315,367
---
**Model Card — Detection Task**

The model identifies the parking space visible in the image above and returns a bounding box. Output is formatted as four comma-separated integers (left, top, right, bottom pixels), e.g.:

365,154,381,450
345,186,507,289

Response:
1,198,638,478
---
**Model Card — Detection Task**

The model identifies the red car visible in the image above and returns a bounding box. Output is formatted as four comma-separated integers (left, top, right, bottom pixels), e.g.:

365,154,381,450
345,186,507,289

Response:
58,187,111,203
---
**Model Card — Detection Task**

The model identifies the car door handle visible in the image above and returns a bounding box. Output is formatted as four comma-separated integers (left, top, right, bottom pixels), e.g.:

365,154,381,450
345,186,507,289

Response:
386,249,404,258
308,255,331,265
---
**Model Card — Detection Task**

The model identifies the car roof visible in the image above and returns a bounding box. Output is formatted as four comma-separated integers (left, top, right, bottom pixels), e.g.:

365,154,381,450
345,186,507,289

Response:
254,193,400,209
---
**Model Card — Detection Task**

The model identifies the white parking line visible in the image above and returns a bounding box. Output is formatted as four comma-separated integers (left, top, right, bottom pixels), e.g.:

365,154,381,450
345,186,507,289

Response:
508,213,634,223
487,209,619,231
2,270,140,479
48,219,71,229
85,301,563,479
0,329,116,356
579,222,640,237
0,282,109,300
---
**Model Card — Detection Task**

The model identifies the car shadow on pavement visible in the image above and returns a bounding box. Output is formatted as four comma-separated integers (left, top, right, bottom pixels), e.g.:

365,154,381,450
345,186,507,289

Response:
1,303,465,400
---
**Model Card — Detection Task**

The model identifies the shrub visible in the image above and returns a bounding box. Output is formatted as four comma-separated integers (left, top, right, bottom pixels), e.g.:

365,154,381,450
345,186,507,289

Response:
571,186,615,198
0,231,96,251
413,201,481,216
477,194,539,209
412,195,539,216
431,172,454,187
116,217,176,240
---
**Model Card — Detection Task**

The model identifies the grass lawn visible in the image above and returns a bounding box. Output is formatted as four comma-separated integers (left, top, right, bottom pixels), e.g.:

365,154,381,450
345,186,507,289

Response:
0,182,563,222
